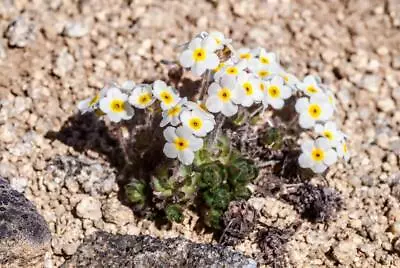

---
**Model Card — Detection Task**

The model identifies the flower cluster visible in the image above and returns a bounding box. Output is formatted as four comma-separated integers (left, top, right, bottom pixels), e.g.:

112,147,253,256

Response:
78,31,349,173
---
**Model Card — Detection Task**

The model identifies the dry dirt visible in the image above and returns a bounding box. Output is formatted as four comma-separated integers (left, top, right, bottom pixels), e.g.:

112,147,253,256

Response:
0,0,400,267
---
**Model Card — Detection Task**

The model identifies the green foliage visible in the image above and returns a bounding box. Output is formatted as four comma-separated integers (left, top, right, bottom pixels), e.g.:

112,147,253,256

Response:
125,135,259,230
261,127,283,150
165,204,184,223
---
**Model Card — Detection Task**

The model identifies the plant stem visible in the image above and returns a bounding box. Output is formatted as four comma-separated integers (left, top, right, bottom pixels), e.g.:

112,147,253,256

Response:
249,105,264,118
118,124,133,166
198,70,211,101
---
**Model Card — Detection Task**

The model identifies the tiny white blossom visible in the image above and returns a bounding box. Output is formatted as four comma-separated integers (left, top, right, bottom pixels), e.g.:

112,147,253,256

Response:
295,94,334,129
250,47,277,66
78,86,109,114
184,101,215,121
120,80,136,93
236,72,263,107
314,121,343,147
99,87,134,122
248,62,281,80
297,75,324,96
208,31,231,50
205,75,240,117
179,37,220,76
336,139,350,162
236,47,255,66
262,76,292,109
160,98,187,127
298,138,338,173
163,126,204,165
180,109,215,137
153,80,181,110
214,61,246,81
128,85,155,109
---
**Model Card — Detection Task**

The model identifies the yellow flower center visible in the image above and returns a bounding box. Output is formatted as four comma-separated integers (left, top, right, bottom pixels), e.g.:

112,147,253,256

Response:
343,143,348,153
192,48,207,62
215,38,221,45
160,91,174,105
217,88,232,102
167,105,181,117
311,148,325,162
89,94,100,107
260,57,269,64
199,102,207,111
174,137,189,151
259,82,265,92
189,117,203,131
213,62,225,72
268,85,281,98
138,93,152,106
323,131,334,140
306,85,318,94
243,82,254,96
110,99,125,113
329,95,334,104
240,53,251,59
258,70,269,78
226,66,238,75
308,104,322,119
283,75,289,82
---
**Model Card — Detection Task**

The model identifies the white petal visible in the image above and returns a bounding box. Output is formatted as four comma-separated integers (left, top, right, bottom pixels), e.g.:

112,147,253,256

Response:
208,82,221,95
191,62,207,76
99,98,111,113
221,75,237,89
269,98,284,109
160,117,169,127
178,150,195,165
188,38,202,50
271,75,284,86
280,85,292,99
312,163,327,173
77,98,91,111
179,50,195,68
176,126,193,139
299,113,315,129
153,80,168,94
203,119,214,133
107,112,122,123
221,102,238,117
163,127,177,142
121,80,135,91
205,53,219,69
324,149,338,166
295,98,309,113
325,121,337,131
298,153,313,168
301,140,314,153
163,143,178,159
316,137,331,150
206,96,222,113
314,123,324,134
202,36,218,52
180,110,191,125
189,136,204,151
321,103,334,120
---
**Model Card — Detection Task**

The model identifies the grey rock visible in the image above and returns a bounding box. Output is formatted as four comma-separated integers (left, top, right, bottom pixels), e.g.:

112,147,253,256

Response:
63,22,89,38
5,16,36,48
53,48,75,78
0,177,51,267
62,231,257,268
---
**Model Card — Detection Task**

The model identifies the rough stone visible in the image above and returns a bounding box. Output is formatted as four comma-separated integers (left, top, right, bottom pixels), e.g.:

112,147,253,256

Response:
62,231,257,268
102,198,134,226
53,49,75,78
75,196,102,221
63,22,89,38
5,16,36,48
0,177,51,267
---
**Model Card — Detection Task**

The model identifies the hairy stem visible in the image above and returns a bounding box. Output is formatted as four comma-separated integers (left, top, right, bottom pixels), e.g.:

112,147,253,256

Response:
198,70,211,101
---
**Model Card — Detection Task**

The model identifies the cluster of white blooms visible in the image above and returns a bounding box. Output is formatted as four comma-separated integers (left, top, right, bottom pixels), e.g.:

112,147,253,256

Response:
78,31,349,171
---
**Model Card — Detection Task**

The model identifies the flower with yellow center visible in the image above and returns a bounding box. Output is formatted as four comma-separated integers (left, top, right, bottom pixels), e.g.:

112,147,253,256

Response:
99,87,134,122
208,31,231,50
236,48,255,67
214,61,246,81
205,75,240,117
163,126,204,165
180,110,215,137
129,85,155,109
251,48,277,66
297,75,323,96
153,80,181,110
315,121,343,147
263,76,292,109
160,98,188,127
179,37,220,76
295,94,334,129
336,139,350,162
236,73,263,107
78,86,111,114
298,138,338,173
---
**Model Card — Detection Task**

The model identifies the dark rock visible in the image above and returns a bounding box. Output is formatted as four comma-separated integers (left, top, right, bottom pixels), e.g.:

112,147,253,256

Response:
62,231,257,268
0,177,51,267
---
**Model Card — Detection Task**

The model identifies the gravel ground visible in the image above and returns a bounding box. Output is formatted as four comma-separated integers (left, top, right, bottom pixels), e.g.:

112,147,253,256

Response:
0,0,399,267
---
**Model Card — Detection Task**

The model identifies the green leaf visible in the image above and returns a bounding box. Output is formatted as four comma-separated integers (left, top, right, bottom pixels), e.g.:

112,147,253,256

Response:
261,127,283,150
125,180,146,204
203,185,231,210
198,161,228,190
227,157,259,185
204,208,223,229
165,204,184,223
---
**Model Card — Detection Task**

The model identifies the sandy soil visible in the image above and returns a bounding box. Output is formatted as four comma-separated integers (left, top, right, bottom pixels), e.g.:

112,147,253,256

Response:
0,0,399,267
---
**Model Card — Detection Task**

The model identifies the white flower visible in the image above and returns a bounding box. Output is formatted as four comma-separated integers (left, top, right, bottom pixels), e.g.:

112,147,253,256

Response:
214,61,246,81
120,80,136,93
295,94,334,129
205,75,240,117
128,85,155,109
298,138,338,173
262,76,292,109
163,126,204,165
336,140,350,162
250,47,277,66
314,121,343,147
248,62,280,80
179,37,220,76
153,80,181,110
208,31,231,50
184,101,215,121
180,109,215,137
297,75,323,96
78,86,109,114
275,68,299,88
236,47,255,66
160,98,187,127
236,72,263,107
99,87,134,122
